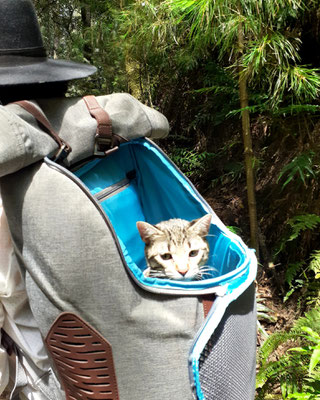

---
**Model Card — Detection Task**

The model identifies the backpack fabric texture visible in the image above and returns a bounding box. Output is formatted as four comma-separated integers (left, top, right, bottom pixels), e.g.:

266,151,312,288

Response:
0,94,257,400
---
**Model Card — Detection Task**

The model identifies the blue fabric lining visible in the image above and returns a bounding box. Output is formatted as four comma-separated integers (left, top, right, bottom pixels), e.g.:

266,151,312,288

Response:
75,138,250,291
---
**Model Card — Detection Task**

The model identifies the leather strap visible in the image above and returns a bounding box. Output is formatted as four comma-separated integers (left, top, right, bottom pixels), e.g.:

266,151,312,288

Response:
46,312,119,400
83,95,127,156
83,95,112,139
202,294,215,318
14,100,71,161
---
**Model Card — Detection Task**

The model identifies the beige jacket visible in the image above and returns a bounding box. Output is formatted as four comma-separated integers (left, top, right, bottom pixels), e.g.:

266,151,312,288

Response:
0,195,50,398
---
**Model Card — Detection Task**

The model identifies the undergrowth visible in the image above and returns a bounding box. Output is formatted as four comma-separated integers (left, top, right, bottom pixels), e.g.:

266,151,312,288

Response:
256,308,320,399
274,213,320,307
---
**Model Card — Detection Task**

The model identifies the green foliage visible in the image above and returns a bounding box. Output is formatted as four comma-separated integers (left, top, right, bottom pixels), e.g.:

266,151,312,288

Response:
34,0,320,114
274,105,320,116
286,66,320,103
169,148,213,179
286,262,306,287
283,262,306,302
121,0,180,51
211,161,244,187
191,62,240,126
227,226,242,235
257,297,277,339
274,214,320,304
256,308,320,399
286,215,320,243
283,255,320,305
169,0,320,109
304,280,320,309
228,101,320,119
309,251,320,280
277,152,318,189
35,0,128,95
293,309,320,334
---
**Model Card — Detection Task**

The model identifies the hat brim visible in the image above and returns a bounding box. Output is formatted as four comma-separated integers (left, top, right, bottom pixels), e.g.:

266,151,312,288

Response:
0,56,97,86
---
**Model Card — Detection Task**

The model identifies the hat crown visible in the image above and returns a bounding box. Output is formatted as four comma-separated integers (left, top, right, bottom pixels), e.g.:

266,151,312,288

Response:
0,0,46,56
0,0,97,86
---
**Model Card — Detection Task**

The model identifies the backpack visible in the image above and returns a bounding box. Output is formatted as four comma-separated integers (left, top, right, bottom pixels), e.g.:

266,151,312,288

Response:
0,94,257,400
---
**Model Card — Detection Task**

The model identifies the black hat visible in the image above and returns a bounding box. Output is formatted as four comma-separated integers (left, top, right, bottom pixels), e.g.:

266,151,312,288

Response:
0,0,97,86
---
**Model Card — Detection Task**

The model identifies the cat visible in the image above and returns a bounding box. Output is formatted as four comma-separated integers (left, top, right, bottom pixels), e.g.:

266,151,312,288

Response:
136,214,212,281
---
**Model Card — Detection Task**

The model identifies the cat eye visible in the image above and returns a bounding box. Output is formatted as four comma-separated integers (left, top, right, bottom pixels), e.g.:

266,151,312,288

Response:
189,250,199,257
161,253,172,260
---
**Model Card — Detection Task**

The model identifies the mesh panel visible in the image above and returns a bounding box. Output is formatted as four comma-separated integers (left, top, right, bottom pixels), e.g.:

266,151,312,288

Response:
199,284,256,400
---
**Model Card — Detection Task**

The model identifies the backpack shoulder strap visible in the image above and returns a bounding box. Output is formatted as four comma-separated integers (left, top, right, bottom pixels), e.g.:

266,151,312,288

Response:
14,100,72,162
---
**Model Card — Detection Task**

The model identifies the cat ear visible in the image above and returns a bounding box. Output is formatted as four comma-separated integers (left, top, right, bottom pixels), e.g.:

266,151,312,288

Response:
189,214,212,236
136,221,162,244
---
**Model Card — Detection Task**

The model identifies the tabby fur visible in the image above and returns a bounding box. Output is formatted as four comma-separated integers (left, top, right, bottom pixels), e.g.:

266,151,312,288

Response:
136,214,212,280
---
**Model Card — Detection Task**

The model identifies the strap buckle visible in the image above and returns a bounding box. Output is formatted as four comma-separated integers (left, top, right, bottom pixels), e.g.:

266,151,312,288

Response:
94,136,112,156
94,135,119,157
83,95,117,157
53,141,72,162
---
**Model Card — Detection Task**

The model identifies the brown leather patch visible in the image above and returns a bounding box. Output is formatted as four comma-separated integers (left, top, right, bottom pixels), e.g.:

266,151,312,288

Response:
202,294,215,318
45,312,119,400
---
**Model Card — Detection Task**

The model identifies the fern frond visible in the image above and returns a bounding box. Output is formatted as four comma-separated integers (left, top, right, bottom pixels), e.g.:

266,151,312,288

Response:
277,152,317,190
293,309,320,335
256,360,285,388
287,392,320,399
257,309,320,397
286,262,306,286
283,278,305,303
287,214,320,242
305,281,320,309
309,251,320,279
258,331,296,366
257,357,306,390
274,104,320,115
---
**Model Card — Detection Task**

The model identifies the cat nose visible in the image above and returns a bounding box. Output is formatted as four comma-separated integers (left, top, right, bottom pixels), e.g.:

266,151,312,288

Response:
176,264,189,276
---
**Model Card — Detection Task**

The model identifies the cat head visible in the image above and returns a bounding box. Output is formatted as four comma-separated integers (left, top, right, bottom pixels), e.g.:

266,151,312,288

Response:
136,214,212,280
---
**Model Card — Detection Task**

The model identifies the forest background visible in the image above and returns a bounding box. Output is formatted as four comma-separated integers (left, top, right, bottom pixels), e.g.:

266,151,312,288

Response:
34,0,320,398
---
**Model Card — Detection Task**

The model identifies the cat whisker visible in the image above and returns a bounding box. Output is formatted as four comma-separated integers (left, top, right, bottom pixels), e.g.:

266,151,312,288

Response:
200,268,218,274
200,264,217,269
198,265,219,280
161,273,176,280
149,271,167,278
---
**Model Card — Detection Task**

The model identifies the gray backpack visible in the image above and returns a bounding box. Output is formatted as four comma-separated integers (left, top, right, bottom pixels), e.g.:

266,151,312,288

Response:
0,94,257,400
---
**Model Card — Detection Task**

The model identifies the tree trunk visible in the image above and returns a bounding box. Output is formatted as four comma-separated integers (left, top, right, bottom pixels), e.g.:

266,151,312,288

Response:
81,5,92,63
237,17,259,257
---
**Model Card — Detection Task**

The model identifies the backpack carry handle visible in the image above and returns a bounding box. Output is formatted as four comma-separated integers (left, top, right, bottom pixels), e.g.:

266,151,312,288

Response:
83,95,127,156
14,100,72,162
